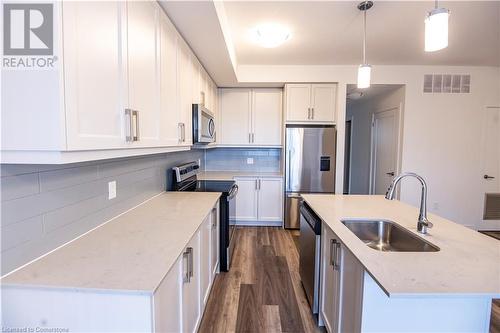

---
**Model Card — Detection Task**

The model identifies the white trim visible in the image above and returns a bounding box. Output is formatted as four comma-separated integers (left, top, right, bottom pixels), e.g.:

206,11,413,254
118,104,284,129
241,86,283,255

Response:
233,220,283,227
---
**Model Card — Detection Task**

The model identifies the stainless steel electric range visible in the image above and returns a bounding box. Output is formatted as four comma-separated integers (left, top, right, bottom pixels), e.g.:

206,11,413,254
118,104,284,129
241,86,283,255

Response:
168,161,238,272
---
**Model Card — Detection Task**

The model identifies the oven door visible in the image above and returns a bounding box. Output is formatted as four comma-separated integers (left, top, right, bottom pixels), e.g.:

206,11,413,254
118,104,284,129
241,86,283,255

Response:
193,104,215,144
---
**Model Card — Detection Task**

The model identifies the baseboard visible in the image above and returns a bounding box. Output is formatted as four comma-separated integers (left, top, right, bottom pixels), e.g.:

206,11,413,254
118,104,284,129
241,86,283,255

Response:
233,220,283,227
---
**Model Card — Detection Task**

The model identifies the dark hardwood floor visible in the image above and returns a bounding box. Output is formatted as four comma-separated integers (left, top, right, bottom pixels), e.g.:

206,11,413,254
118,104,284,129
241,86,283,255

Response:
199,227,324,333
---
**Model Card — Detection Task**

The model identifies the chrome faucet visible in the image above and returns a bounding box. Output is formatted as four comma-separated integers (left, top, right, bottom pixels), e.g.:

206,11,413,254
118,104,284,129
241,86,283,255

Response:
385,172,433,234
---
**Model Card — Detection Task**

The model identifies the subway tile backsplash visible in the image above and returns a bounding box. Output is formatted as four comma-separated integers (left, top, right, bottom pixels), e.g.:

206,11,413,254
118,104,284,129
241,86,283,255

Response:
0,150,203,275
205,148,281,172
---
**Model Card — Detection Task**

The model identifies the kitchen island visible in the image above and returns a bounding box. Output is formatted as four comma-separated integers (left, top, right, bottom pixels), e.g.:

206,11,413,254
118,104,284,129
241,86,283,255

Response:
302,194,500,333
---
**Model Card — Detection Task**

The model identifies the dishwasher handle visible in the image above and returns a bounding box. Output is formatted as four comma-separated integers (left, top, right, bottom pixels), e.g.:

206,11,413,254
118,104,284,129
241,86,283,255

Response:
299,202,322,234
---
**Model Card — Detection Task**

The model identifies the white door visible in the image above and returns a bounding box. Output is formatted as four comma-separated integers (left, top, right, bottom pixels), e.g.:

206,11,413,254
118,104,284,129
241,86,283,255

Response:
320,224,341,333
153,254,182,332
253,89,283,146
210,205,219,279
257,178,283,221
311,84,336,122
200,214,211,308
286,84,311,122
182,232,201,333
63,1,127,150
159,14,180,146
127,1,161,146
370,108,398,195
220,89,252,145
177,38,193,145
480,106,500,229
233,178,258,221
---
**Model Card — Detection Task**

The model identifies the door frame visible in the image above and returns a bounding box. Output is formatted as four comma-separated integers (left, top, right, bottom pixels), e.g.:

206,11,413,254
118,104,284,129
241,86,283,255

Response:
369,104,403,195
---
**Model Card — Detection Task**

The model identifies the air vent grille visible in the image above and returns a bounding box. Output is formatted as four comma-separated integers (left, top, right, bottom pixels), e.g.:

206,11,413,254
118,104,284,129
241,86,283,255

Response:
423,74,470,94
483,193,500,220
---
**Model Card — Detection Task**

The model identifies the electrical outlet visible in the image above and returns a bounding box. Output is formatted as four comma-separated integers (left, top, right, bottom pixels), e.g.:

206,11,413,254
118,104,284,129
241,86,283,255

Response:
108,181,117,200
247,157,254,165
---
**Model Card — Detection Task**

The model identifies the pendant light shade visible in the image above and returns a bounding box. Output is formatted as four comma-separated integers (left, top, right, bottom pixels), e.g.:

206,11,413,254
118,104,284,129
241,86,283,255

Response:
425,6,450,52
357,1,373,89
357,64,371,89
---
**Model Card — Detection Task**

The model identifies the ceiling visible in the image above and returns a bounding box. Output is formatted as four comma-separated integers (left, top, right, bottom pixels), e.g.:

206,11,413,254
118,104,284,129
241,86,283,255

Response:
224,1,500,66
161,1,500,86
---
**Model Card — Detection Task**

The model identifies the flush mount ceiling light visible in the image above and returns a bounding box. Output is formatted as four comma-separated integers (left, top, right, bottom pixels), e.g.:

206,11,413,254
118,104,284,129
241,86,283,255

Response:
252,23,291,48
357,1,373,89
425,1,450,52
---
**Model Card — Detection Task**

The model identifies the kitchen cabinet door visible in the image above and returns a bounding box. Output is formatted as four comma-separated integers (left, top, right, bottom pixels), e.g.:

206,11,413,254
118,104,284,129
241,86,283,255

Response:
177,38,193,145
63,1,127,150
320,224,342,333
153,254,182,332
210,205,219,280
200,214,211,307
253,89,283,146
127,0,161,147
311,84,336,122
285,84,311,122
233,178,259,221
220,89,252,145
159,14,180,146
257,178,283,221
182,231,201,333
191,58,203,105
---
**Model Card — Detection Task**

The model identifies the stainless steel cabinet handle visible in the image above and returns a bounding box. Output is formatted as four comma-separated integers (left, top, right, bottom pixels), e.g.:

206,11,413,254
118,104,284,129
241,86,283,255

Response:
255,179,258,190
182,249,190,282
258,179,261,190
484,174,495,179
132,110,139,141
249,133,251,143
307,108,311,119
251,133,255,143
182,123,186,142
178,123,183,143
125,109,133,142
334,241,341,270
311,107,314,120
330,239,335,266
188,247,193,279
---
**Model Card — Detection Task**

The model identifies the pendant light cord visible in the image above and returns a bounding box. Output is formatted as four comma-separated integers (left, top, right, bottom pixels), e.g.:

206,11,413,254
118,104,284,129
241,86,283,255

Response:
363,0,367,64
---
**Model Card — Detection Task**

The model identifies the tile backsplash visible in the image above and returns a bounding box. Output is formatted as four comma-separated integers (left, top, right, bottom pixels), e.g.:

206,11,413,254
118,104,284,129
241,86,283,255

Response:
0,150,203,275
205,148,282,172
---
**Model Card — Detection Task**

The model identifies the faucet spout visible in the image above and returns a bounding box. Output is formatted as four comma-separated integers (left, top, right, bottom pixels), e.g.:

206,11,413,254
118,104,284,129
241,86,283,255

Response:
384,172,433,234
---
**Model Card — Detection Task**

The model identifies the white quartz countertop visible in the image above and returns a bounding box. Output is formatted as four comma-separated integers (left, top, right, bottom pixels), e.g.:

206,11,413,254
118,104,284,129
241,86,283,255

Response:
199,171,283,181
1,192,221,293
301,194,500,297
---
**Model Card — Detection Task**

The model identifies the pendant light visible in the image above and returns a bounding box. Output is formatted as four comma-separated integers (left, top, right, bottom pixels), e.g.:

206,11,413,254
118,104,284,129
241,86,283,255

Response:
425,0,450,52
357,1,373,89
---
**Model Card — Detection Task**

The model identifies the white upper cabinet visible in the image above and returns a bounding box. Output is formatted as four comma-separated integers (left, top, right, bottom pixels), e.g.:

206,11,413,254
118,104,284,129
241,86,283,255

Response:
311,84,337,122
220,89,252,145
285,83,337,123
1,0,217,164
159,12,180,146
253,89,283,145
220,88,282,146
63,1,127,150
126,1,161,146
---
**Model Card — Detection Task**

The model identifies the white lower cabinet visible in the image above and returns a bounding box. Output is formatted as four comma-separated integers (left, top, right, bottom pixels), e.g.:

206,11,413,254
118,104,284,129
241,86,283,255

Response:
233,177,283,225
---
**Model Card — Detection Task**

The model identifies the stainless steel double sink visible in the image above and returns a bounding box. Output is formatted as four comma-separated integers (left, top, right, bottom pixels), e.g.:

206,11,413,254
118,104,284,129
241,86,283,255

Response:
341,219,440,252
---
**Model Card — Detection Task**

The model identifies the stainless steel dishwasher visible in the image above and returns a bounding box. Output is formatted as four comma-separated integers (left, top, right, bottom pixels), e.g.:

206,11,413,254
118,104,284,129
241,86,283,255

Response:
299,201,322,314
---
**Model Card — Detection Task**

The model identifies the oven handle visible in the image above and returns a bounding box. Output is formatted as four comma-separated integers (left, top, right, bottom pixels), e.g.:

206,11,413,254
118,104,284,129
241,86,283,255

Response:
227,184,239,201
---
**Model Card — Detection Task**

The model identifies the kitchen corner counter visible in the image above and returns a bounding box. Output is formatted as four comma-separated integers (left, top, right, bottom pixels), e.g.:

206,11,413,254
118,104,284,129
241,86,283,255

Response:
198,171,283,181
1,192,221,293
301,194,500,297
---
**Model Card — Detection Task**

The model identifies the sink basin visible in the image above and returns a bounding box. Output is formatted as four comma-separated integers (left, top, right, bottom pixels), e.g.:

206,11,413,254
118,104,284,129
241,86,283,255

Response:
341,219,440,252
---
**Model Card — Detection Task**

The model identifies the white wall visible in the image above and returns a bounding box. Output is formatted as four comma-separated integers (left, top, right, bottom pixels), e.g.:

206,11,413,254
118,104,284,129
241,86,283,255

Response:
238,65,500,229
347,86,405,194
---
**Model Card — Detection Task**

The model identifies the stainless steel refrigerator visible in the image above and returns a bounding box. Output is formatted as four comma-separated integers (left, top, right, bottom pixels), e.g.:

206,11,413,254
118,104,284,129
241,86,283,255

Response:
285,125,336,229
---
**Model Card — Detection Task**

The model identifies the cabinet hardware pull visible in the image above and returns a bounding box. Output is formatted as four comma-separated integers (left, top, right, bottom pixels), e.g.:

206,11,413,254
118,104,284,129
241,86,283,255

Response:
178,123,183,143
307,108,311,120
334,242,341,270
188,247,194,280
258,179,261,190
251,133,255,143
249,133,251,143
182,250,190,282
330,239,335,266
125,109,133,142
311,108,314,120
182,123,186,142
132,110,139,141
484,174,495,179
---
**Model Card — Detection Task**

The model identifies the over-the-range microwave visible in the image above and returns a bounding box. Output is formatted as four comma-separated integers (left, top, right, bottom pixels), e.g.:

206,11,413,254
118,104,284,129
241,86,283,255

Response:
192,104,215,144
